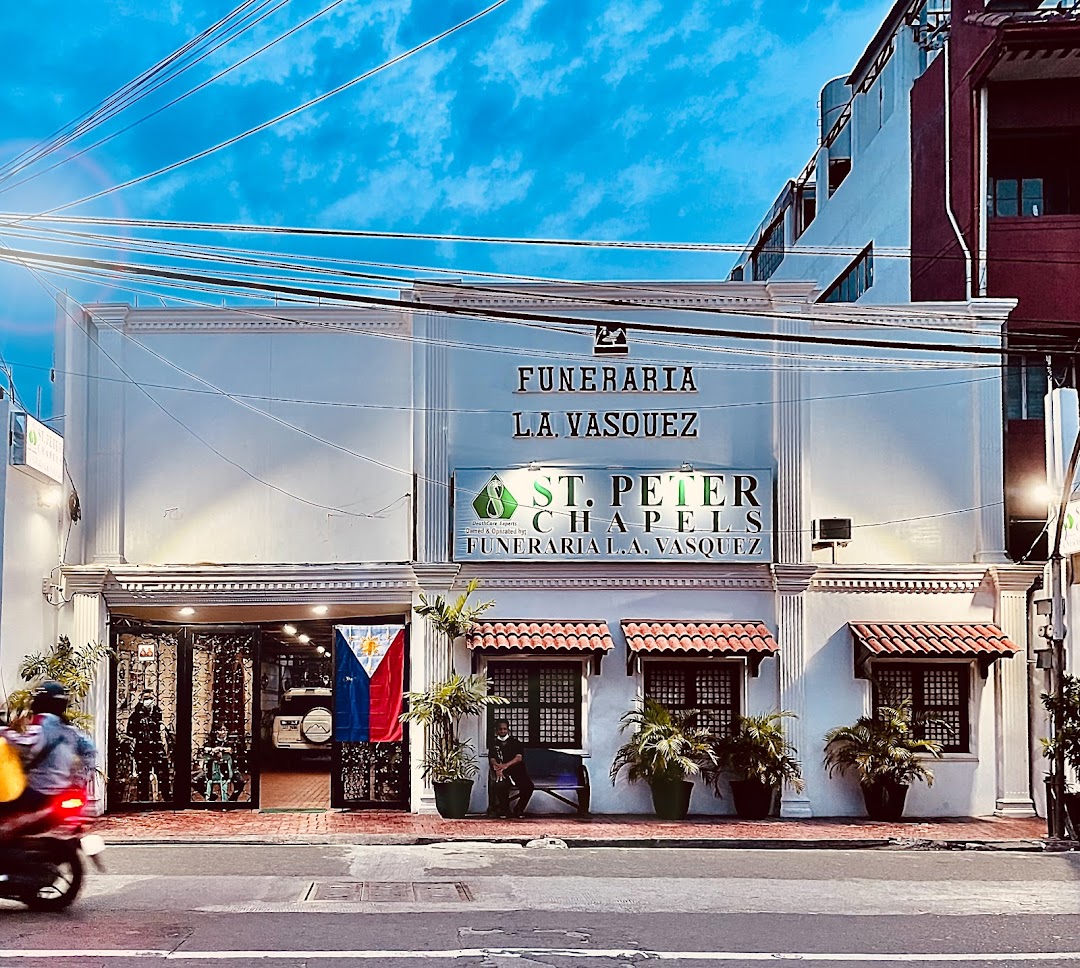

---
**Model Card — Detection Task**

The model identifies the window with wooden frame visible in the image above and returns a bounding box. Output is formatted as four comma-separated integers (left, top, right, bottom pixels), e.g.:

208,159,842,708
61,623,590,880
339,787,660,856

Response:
872,663,970,753
644,662,740,736
486,661,583,748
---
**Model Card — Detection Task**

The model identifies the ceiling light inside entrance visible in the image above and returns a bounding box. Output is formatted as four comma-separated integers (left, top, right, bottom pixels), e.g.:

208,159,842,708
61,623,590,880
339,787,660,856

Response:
312,605,328,615
283,624,297,636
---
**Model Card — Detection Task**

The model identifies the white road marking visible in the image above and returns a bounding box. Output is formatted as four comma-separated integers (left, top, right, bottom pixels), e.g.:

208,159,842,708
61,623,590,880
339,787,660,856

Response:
1,949,1080,962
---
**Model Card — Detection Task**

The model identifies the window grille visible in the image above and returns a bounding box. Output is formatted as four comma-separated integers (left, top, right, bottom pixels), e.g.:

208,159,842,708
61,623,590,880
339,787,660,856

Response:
487,662,582,747
645,662,739,735
872,663,969,753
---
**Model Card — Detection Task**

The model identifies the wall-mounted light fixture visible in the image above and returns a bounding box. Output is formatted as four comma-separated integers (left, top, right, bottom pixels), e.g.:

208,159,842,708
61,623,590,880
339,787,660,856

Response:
679,462,694,473
312,605,328,616
179,607,195,617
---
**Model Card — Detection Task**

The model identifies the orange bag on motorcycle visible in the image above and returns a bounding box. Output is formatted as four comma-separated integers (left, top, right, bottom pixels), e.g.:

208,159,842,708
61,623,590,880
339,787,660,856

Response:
0,736,27,802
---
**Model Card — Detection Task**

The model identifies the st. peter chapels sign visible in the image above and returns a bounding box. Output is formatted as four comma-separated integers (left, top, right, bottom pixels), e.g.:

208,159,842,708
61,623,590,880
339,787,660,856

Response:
451,358,774,563
453,468,773,563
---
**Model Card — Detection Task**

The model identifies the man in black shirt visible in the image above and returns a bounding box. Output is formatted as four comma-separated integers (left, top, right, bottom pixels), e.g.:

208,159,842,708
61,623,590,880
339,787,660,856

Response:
488,719,533,818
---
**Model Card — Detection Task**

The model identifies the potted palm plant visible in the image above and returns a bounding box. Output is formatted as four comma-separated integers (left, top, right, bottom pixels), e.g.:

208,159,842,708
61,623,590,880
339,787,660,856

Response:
403,579,501,818
704,711,804,820
1040,673,1080,836
823,699,944,821
400,672,507,818
610,698,715,820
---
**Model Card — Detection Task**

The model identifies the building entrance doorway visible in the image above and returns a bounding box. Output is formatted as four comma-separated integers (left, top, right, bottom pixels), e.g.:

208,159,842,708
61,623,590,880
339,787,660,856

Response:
108,614,411,813
259,629,333,811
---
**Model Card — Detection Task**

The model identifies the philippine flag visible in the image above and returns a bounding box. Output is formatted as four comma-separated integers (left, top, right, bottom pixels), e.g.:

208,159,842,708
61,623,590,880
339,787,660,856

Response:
333,624,406,743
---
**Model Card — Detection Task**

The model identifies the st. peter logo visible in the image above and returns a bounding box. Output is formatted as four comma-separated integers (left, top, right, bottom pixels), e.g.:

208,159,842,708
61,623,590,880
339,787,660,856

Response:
472,475,518,520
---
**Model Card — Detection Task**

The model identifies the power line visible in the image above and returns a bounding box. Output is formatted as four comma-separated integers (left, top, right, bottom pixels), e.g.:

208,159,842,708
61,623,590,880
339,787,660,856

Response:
5,254,1012,541
0,0,348,198
1,0,510,224
0,0,282,184
4,220,1038,343
0,243,1041,358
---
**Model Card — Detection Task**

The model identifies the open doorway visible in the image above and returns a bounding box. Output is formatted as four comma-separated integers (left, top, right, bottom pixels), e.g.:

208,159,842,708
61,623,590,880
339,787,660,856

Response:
259,627,333,811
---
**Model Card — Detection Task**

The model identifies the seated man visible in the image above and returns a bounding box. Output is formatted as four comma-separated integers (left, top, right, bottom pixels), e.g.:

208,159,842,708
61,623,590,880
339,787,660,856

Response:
0,681,96,840
488,719,533,818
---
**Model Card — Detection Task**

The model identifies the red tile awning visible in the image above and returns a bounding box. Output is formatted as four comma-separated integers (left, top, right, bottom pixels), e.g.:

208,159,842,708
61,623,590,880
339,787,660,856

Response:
850,622,1019,679
467,621,614,672
621,621,778,676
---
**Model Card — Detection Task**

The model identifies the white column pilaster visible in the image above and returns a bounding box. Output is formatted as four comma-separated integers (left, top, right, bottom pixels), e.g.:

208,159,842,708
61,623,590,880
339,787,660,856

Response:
72,588,109,814
86,309,127,564
774,565,816,818
773,317,815,817
412,308,451,565
973,319,1009,564
409,564,459,813
989,565,1039,817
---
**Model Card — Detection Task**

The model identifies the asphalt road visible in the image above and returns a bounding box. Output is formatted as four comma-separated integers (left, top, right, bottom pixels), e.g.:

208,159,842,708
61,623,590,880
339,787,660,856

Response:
3,843,1080,966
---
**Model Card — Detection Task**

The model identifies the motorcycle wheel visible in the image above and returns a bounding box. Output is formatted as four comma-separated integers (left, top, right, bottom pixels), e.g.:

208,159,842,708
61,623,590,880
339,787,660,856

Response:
23,852,84,912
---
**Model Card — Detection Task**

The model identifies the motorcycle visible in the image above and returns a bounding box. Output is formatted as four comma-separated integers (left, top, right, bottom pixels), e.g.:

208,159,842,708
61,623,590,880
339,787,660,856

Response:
0,789,105,911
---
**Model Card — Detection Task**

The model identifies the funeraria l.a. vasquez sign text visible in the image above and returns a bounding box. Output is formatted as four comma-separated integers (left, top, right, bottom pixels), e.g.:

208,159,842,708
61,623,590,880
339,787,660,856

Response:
512,365,699,439
453,467,773,563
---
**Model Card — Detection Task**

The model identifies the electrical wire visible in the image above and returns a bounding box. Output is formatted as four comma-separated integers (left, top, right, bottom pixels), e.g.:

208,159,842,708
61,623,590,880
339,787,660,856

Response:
0,0,281,184
0,0,350,198
0,243,1038,359
1,0,510,224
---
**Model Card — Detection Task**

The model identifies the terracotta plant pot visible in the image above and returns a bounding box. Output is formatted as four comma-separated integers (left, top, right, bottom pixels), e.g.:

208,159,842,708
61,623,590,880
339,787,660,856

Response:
730,778,776,820
649,778,693,820
433,779,474,819
860,779,909,821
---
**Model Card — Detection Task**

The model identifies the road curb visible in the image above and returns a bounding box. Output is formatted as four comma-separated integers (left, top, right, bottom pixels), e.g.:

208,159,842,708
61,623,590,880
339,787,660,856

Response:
97,834,1053,851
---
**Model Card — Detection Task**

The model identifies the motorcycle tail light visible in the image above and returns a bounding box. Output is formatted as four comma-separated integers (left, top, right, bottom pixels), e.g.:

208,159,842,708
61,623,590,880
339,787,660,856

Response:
60,797,84,810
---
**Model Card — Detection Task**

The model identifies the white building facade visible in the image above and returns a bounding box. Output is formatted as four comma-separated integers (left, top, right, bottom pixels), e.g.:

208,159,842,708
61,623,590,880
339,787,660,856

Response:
4,281,1037,818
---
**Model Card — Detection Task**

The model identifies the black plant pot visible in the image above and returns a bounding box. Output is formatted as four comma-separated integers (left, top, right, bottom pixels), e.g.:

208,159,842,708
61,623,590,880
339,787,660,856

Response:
650,778,693,820
1064,792,1080,839
730,778,776,820
861,779,909,821
433,779,474,819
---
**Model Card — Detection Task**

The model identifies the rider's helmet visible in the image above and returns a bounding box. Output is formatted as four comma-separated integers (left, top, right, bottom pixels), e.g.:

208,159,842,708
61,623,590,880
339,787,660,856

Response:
31,680,70,718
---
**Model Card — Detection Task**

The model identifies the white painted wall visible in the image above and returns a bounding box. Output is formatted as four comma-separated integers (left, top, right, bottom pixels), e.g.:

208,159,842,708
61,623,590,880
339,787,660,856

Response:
0,454,66,711
436,287,1013,816
759,30,927,303
64,307,414,567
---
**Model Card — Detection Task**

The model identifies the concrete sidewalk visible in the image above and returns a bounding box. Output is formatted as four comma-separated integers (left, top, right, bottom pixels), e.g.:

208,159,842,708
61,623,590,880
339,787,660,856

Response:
94,809,1056,850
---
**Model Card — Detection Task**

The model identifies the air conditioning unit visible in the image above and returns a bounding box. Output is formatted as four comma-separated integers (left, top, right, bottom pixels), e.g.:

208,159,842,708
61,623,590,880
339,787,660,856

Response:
813,518,852,544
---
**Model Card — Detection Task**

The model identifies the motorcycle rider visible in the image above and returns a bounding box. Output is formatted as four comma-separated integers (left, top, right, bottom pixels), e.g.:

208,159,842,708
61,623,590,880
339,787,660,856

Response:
0,681,96,840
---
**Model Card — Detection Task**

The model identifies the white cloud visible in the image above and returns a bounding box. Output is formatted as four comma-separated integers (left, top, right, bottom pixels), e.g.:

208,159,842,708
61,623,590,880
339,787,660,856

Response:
472,0,585,101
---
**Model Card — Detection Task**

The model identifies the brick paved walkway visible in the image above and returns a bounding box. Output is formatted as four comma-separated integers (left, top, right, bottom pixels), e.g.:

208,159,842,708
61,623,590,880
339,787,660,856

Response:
95,809,1051,847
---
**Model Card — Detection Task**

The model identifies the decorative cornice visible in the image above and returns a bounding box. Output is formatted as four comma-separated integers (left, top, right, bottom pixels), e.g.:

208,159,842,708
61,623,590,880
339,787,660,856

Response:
81,303,406,335
61,563,417,607
412,563,461,591
985,563,1043,594
62,566,111,597
810,565,993,594
409,281,820,313
771,563,818,595
458,562,775,590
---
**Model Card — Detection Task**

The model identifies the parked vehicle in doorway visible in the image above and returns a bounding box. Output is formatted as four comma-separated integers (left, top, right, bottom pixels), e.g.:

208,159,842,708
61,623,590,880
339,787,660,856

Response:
272,687,333,753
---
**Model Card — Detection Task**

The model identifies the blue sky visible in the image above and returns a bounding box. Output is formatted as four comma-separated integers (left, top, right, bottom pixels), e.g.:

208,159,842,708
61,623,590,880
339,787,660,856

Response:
0,0,892,415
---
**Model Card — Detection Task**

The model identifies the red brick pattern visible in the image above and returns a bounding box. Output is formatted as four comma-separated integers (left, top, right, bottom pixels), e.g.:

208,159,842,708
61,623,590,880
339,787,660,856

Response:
622,621,778,656
850,623,1019,658
95,809,1048,845
467,621,614,653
